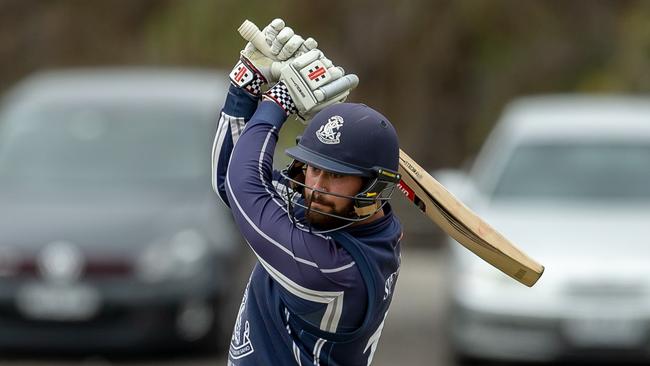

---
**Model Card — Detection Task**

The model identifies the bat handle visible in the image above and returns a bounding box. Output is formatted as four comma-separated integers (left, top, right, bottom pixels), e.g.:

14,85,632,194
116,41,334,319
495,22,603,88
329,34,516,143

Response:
238,20,274,58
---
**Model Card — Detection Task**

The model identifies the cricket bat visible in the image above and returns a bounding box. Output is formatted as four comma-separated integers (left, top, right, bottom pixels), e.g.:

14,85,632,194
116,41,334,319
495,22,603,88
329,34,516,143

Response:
398,150,544,287
237,19,544,287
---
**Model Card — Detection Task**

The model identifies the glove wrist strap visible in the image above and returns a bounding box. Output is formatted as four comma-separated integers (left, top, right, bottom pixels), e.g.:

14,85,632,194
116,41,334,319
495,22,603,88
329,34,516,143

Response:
229,57,267,97
263,82,298,116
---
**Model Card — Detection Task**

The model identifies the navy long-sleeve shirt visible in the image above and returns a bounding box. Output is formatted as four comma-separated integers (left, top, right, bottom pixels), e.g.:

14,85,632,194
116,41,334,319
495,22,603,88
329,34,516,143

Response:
212,85,403,365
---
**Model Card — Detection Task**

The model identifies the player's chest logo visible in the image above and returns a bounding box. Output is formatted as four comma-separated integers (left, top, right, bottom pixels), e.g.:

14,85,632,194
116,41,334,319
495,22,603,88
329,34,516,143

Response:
316,115,344,145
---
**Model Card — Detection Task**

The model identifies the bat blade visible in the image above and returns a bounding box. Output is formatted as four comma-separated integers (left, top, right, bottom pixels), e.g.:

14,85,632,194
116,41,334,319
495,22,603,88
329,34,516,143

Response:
397,149,544,287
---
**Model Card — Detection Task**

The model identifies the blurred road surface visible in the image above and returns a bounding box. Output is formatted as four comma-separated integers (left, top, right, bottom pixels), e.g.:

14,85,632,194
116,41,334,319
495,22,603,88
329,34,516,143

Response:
0,246,451,366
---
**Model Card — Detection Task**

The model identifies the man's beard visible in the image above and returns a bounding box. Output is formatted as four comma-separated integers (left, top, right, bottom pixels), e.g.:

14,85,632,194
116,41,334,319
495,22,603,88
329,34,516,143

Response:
304,191,355,230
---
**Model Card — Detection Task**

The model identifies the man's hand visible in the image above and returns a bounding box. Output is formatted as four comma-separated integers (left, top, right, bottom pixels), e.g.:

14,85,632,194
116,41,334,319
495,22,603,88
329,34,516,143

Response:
263,49,359,120
230,19,317,97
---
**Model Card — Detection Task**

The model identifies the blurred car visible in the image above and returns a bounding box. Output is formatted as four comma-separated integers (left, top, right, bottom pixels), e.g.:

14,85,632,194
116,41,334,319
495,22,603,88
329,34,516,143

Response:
0,69,245,351
438,95,650,364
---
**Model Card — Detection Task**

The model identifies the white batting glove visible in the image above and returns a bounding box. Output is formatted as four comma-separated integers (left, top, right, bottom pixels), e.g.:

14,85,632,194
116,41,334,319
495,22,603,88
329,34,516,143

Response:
264,49,359,121
229,19,318,97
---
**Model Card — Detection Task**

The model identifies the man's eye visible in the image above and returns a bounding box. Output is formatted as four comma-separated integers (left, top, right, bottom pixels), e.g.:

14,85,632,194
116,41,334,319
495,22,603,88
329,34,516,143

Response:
331,173,344,179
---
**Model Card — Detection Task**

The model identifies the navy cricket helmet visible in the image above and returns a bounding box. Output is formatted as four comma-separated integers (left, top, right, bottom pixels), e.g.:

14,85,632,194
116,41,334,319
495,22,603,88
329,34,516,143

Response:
282,103,401,226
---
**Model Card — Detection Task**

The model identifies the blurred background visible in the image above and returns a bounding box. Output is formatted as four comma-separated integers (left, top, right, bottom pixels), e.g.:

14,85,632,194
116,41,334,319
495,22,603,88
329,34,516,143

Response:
1,0,650,365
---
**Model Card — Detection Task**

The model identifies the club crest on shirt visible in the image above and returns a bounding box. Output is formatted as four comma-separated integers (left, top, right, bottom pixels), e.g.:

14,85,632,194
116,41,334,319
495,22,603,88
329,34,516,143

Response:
316,115,344,145
229,281,254,359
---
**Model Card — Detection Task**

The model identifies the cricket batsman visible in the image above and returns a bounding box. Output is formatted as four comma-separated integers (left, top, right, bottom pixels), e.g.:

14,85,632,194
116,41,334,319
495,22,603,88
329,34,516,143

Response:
212,19,403,365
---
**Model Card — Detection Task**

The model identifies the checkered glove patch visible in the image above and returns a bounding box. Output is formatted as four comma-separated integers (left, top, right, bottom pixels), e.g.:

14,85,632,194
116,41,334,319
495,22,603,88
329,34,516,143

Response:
264,82,298,116
229,58,267,97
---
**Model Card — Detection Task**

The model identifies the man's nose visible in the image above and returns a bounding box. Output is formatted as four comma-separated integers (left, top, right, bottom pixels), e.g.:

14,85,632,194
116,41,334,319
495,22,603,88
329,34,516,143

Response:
312,172,329,191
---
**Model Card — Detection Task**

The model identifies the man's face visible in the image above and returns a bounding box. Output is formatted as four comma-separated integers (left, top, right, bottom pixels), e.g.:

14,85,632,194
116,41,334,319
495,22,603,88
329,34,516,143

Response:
302,165,363,229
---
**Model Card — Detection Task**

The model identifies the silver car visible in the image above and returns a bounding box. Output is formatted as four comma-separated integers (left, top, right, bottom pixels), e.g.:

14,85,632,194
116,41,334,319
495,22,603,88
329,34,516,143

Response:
0,69,245,352
439,96,650,364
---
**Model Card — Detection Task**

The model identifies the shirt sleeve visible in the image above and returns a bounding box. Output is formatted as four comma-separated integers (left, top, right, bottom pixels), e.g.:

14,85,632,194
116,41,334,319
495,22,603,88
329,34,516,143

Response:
211,85,259,207
225,100,361,332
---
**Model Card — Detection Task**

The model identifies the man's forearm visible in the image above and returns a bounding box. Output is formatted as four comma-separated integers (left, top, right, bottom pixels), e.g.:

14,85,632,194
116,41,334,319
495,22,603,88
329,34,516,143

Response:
211,84,260,206
225,100,287,200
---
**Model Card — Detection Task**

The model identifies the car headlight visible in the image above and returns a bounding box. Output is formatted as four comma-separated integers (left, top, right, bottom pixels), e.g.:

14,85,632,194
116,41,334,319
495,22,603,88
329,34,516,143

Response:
457,258,514,292
450,244,526,302
453,250,557,317
137,229,209,283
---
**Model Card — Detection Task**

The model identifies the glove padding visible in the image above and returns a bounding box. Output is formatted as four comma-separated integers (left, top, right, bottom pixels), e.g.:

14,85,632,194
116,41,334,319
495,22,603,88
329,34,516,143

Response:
277,49,359,120
230,18,318,96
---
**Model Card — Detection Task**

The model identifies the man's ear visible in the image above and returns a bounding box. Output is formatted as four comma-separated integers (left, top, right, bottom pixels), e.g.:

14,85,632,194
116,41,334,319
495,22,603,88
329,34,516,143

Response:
287,160,305,193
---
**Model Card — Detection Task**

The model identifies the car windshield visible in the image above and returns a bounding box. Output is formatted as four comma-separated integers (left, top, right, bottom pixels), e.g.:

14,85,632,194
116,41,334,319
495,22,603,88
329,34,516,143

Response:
492,142,650,201
0,102,212,190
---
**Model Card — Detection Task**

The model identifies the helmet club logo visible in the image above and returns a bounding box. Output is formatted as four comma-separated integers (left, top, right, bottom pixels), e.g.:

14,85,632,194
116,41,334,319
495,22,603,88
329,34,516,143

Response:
316,115,344,145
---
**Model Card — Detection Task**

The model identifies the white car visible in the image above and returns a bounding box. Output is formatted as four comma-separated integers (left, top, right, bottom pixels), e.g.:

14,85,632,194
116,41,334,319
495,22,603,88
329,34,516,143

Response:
439,95,650,364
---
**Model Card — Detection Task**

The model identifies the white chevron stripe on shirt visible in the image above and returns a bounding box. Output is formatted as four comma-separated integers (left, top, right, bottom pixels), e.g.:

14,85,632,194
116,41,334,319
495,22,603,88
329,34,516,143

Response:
251,251,344,333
